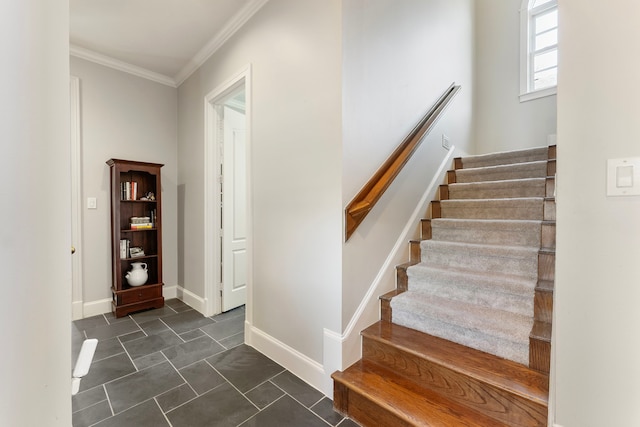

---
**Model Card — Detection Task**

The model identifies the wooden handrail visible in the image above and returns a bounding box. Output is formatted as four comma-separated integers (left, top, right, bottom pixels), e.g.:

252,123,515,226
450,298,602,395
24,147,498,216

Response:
345,83,461,241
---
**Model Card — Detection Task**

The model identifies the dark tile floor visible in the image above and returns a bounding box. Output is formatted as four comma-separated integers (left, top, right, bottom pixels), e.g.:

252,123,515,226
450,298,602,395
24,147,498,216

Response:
72,299,359,427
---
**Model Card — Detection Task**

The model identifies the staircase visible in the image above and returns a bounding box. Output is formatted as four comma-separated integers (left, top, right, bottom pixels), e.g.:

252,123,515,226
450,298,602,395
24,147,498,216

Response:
333,146,556,426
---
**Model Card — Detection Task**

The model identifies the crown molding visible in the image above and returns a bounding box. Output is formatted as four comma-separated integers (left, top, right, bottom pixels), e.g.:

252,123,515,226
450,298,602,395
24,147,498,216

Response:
69,44,177,87
174,0,269,86
70,0,268,88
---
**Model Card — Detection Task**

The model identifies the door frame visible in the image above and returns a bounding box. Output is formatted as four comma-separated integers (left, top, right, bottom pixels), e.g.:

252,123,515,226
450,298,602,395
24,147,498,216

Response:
70,75,84,320
203,64,252,317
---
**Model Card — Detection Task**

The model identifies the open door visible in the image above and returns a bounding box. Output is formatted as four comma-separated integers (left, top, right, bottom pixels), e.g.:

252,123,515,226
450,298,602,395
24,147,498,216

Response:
221,93,247,312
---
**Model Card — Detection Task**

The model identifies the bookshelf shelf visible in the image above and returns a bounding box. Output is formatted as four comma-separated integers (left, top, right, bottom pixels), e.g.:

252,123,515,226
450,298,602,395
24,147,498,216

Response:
107,158,164,317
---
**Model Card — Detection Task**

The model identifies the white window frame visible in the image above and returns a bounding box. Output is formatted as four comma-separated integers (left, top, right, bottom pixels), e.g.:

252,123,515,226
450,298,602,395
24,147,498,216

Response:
519,0,558,102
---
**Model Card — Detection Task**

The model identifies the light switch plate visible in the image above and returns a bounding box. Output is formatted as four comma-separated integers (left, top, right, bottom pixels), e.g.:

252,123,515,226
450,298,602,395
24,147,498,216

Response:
607,158,640,196
87,197,97,209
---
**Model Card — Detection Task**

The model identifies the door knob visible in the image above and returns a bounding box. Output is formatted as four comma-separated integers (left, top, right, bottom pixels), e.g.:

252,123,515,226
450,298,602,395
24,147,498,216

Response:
71,246,76,254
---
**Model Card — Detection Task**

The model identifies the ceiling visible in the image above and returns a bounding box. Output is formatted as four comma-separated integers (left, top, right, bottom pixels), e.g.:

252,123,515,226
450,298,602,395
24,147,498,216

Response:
70,0,268,87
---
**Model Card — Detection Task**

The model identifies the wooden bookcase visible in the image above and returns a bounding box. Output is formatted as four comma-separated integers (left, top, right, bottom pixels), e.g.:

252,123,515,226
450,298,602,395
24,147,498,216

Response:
107,159,164,317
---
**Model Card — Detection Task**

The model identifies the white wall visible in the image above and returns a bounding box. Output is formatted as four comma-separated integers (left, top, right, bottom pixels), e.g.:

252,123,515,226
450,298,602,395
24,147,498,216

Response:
341,0,475,362
474,0,557,153
0,1,71,425
70,57,178,312
554,1,640,425
177,0,342,372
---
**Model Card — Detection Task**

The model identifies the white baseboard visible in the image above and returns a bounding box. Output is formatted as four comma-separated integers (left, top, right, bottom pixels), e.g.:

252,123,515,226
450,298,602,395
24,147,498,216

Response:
247,322,327,397
176,286,207,315
83,298,112,318
163,285,177,300
72,301,84,321
322,328,344,396
77,284,181,319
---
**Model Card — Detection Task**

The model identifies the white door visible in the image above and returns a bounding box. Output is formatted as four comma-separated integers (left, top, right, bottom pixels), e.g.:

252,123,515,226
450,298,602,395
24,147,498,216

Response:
221,103,247,312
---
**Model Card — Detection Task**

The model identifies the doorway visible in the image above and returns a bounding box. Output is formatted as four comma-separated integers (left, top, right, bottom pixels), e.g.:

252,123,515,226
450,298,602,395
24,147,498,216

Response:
204,66,252,317
70,75,84,320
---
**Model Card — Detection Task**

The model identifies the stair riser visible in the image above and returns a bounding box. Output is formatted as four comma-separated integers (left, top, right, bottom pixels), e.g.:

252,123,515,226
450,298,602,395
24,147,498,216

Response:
391,308,531,364
396,264,410,292
541,222,556,249
363,337,548,427
441,202,544,221
448,181,546,200
431,222,541,247
407,280,534,316
458,147,550,169
538,252,555,282
334,386,414,427
544,199,556,221
420,219,432,240
408,265,536,299
455,163,548,184
546,177,555,197
530,338,551,373
421,247,538,278
534,290,553,323
410,240,420,263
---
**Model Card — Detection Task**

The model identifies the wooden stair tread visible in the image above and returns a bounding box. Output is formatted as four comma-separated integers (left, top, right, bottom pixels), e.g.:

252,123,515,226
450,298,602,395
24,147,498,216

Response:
333,360,510,427
363,321,549,406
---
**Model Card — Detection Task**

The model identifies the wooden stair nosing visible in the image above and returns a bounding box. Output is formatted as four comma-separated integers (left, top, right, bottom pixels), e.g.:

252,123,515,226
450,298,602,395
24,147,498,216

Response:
333,360,512,427
362,321,549,406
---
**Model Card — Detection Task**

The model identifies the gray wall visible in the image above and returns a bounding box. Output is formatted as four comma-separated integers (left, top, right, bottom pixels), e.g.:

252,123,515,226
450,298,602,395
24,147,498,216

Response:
177,0,342,363
555,0,640,425
474,0,557,152
0,0,71,424
341,0,475,360
70,57,178,306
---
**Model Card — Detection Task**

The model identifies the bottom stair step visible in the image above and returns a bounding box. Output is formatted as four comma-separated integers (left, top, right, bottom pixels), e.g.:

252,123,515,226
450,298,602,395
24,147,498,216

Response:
333,360,510,427
333,321,549,427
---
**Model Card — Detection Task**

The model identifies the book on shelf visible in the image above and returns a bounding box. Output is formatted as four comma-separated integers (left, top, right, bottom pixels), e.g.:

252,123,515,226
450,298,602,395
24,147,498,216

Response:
130,223,153,230
130,216,152,230
120,181,139,200
119,239,130,259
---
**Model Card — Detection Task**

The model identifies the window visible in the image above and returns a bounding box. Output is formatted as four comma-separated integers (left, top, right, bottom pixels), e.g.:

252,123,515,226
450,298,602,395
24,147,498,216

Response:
520,0,558,101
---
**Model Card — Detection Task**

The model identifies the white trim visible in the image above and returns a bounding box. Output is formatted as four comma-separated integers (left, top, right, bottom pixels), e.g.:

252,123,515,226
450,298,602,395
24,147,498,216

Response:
72,301,84,320
176,286,207,314
69,45,177,87
340,148,460,369
163,285,178,300
248,323,327,396
519,86,557,102
322,328,344,396
204,65,252,318
69,0,268,88
70,75,84,321
83,298,112,318
175,0,269,86
519,0,558,102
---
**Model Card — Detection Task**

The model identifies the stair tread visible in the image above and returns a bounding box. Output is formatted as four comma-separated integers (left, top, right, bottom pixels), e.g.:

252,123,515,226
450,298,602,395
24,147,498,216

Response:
333,359,511,427
459,147,549,169
363,321,549,406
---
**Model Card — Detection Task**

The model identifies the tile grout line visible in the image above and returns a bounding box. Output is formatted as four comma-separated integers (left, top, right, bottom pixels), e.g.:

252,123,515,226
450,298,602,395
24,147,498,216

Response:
268,378,336,426
153,397,175,427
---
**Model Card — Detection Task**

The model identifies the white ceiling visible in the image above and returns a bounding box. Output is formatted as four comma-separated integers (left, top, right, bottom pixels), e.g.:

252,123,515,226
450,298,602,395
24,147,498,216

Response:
70,0,268,87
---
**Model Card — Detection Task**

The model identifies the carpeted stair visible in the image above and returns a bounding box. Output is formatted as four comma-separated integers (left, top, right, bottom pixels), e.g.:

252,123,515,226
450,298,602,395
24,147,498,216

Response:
333,146,556,426
390,146,554,368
